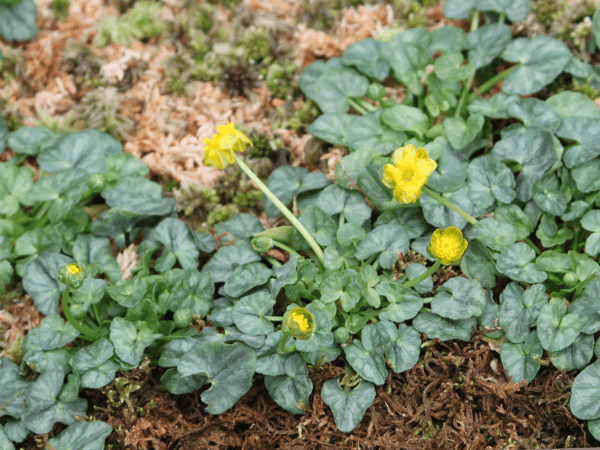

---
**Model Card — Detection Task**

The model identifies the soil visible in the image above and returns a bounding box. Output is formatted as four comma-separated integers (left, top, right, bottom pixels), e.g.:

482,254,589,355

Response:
2,0,600,448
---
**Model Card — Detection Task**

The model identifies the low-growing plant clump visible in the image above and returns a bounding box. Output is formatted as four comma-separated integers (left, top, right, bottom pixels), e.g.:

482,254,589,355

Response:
6,0,600,448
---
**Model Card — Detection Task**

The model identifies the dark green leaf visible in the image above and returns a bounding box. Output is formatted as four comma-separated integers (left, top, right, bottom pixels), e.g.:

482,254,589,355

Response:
500,330,543,384
341,38,390,80
343,325,387,385
177,342,256,414
464,23,512,69
264,353,313,414
321,378,376,433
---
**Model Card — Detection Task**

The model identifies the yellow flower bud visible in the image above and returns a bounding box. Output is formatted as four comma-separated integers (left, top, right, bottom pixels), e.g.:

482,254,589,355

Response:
202,121,253,169
427,226,468,265
382,144,437,204
282,306,314,340
56,263,87,290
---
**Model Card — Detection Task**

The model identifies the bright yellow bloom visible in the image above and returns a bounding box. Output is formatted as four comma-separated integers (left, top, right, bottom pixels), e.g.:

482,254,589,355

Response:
282,306,314,340
382,144,437,204
67,263,81,275
202,121,253,169
427,226,468,265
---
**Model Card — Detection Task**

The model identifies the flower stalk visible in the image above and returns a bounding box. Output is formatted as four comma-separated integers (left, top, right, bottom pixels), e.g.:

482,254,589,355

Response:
403,260,441,288
61,288,100,341
235,156,325,267
421,186,478,225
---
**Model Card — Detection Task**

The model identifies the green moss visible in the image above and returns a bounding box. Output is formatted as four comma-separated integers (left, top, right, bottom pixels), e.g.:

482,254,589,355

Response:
176,184,219,216
74,87,134,141
51,0,70,20
571,79,600,100
297,0,338,31
247,131,274,159
532,0,566,28
237,28,272,63
272,98,321,133
207,204,239,226
189,30,210,60
206,0,242,10
233,190,262,209
164,76,188,96
391,0,430,29
193,3,215,34
94,1,165,47
264,60,300,99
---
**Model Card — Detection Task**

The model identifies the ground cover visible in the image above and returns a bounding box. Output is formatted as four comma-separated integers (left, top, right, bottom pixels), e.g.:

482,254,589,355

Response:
3,0,600,448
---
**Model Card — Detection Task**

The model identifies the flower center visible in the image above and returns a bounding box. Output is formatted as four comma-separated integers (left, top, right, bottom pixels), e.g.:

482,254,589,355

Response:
401,168,415,182
67,264,81,274
293,314,309,332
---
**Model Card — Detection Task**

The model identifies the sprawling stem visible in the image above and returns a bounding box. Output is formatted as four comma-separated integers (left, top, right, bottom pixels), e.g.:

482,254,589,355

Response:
403,260,441,288
62,288,99,341
525,237,542,256
475,65,517,97
422,186,478,225
347,98,369,115
235,156,325,267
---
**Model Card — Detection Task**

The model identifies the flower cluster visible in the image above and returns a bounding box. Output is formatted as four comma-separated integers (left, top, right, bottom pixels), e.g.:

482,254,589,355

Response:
427,226,468,265
382,144,437,204
202,121,253,169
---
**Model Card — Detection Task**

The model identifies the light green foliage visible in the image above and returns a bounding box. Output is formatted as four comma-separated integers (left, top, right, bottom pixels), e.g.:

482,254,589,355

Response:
391,0,430,29
207,204,239,226
192,2,214,34
190,53,226,82
265,60,301,99
272,98,321,132
233,190,262,210
532,0,566,28
74,87,134,141
51,0,69,20
237,28,271,63
93,1,165,47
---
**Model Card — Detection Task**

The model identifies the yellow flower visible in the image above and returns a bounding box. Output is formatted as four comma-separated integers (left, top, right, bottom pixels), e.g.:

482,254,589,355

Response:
427,226,468,265
282,306,314,340
382,144,437,204
202,121,253,169
67,263,81,275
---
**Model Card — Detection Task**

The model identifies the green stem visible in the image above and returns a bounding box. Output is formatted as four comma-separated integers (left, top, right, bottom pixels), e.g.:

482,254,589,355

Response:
498,13,506,24
265,316,283,322
417,94,424,112
525,237,542,256
272,241,300,255
455,74,474,118
278,334,296,354
570,228,581,253
352,97,377,112
372,257,380,272
264,255,282,267
363,254,378,267
92,304,102,326
422,186,478,225
339,211,345,228
471,10,480,31
235,156,324,267
475,65,517,97
346,97,369,115
61,288,99,341
403,260,441,288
